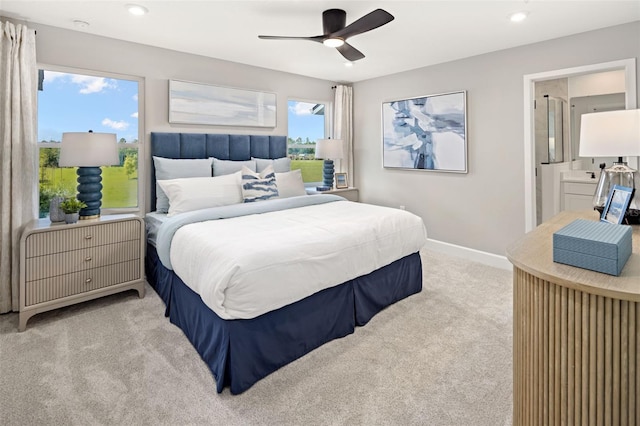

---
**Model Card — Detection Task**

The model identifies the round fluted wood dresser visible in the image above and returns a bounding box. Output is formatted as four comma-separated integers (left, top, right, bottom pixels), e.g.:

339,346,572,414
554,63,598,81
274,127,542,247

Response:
506,210,639,425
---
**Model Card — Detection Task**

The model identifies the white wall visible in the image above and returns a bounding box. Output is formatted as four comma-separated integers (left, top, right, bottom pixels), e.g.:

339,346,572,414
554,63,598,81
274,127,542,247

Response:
26,22,335,211
353,21,640,256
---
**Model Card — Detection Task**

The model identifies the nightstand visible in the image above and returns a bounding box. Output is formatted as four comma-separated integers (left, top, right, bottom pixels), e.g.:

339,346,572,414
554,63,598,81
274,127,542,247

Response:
18,214,145,331
307,187,359,202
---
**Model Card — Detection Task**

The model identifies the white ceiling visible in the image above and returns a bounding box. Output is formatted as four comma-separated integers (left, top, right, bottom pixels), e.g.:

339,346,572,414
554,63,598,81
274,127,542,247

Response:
2,1,639,83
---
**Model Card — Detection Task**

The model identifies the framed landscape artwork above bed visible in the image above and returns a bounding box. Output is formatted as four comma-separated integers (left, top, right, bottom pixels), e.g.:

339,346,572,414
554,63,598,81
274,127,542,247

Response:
169,79,277,127
382,90,467,173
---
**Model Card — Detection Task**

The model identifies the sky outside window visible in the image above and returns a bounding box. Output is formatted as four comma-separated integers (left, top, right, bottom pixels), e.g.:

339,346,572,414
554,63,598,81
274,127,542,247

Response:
38,71,138,142
287,100,324,143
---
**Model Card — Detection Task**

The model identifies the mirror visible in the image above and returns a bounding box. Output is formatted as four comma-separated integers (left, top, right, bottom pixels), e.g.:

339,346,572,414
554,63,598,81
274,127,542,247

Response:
570,92,626,164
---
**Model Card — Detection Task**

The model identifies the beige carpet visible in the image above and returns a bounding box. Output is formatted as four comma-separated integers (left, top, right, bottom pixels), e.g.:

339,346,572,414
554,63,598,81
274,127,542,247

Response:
0,250,513,425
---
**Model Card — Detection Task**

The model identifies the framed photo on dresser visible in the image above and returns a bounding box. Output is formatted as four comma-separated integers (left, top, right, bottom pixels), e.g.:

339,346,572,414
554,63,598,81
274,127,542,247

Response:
335,173,348,189
601,184,634,224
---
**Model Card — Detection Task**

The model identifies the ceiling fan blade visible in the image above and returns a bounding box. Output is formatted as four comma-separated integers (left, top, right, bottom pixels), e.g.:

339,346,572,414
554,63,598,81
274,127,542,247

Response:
336,42,365,62
332,9,394,39
258,35,324,43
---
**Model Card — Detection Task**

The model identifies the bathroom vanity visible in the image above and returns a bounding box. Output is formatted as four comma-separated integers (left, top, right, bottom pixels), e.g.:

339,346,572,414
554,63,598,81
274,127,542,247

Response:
560,170,599,212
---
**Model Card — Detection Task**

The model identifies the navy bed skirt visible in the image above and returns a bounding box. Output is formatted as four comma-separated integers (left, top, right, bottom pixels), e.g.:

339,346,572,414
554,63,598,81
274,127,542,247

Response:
145,244,423,394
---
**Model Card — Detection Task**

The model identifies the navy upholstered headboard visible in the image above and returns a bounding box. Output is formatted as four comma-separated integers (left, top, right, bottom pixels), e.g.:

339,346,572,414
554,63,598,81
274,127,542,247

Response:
150,132,287,210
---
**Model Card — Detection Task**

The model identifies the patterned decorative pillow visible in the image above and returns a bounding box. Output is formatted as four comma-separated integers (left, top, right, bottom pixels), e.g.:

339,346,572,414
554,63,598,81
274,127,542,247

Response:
241,165,279,203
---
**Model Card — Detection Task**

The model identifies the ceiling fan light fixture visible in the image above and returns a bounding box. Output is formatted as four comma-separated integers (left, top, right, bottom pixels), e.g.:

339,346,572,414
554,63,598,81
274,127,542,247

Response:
323,38,345,48
126,4,148,16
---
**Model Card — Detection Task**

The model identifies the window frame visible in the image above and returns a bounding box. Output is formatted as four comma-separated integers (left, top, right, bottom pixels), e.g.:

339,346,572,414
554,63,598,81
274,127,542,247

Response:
287,97,333,187
36,64,145,215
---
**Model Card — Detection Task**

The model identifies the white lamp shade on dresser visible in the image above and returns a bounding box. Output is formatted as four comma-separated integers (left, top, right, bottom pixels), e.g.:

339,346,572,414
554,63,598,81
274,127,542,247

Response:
58,132,120,167
315,138,344,160
579,109,640,158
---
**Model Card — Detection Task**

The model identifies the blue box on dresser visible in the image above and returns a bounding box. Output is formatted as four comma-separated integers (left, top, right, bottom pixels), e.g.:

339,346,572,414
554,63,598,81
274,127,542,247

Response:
553,219,632,276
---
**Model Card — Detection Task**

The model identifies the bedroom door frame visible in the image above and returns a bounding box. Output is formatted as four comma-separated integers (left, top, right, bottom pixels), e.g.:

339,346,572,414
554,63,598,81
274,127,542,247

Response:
522,58,637,232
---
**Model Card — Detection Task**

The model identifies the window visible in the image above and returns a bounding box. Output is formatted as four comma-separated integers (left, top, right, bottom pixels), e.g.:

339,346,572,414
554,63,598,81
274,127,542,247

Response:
37,68,143,217
287,100,328,184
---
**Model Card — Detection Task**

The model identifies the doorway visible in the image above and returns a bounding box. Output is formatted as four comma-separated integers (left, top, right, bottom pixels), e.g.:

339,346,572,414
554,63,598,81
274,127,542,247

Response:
522,59,637,232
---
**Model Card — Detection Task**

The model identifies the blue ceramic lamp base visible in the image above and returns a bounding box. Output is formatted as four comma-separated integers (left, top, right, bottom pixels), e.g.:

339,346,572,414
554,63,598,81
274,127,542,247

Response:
322,159,335,188
76,166,103,219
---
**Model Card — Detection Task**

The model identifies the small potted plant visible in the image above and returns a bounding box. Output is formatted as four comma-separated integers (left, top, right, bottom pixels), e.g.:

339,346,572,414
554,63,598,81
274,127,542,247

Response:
59,197,87,224
47,186,72,223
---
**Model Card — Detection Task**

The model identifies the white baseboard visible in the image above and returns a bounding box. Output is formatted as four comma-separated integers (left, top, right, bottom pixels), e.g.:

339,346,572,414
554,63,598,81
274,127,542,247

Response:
423,239,513,271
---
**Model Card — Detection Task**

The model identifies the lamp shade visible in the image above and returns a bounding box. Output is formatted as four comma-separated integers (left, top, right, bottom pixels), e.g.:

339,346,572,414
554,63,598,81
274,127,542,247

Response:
579,109,640,157
315,138,344,159
59,132,120,167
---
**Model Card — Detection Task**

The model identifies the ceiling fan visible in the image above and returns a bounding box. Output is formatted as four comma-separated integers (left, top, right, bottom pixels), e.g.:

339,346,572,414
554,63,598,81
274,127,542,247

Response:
258,8,394,62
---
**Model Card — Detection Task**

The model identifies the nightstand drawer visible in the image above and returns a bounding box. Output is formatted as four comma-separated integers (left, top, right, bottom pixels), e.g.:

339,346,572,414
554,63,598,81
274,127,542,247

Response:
25,220,142,258
24,260,141,306
25,240,140,281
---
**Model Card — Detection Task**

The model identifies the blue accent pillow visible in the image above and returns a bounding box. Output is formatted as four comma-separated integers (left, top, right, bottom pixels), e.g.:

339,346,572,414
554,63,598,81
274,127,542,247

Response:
241,165,279,203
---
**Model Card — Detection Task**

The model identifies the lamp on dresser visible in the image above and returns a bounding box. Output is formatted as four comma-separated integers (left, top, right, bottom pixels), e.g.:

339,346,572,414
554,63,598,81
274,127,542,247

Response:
579,108,640,222
315,138,344,188
58,130,120,219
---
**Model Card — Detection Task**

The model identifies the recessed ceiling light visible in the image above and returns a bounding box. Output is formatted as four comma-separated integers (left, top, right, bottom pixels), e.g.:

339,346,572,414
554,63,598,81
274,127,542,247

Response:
344,62,354,68
510,11,529,23
126,4,148,16
73,20,89,29
323,38,344,48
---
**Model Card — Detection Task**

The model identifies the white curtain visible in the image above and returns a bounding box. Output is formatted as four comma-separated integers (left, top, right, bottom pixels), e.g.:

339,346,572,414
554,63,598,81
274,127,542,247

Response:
0,21,38,313
333,85,353,186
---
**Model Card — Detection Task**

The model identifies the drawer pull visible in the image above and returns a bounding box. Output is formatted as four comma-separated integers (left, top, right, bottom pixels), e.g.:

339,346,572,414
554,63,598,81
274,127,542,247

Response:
85,278,92,284
84,235,93,240
84,256,92,262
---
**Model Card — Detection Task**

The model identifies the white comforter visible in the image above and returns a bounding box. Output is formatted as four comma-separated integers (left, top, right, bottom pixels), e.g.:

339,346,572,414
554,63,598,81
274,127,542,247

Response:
169,200,427,319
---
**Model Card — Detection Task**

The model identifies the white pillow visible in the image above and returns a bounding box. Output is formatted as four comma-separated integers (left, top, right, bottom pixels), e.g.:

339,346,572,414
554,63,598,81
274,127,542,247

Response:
241,165,279,203
157,172,242,217
212,158,256,176
253,157,291,173
275,169,307,198
153,156,213,213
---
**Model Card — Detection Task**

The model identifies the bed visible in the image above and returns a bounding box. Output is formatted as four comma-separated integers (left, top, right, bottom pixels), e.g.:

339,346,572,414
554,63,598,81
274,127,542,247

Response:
145,132,426,394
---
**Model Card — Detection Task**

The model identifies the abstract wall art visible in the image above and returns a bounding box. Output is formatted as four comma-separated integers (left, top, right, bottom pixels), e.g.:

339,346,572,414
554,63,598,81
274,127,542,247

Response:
382,90,467,173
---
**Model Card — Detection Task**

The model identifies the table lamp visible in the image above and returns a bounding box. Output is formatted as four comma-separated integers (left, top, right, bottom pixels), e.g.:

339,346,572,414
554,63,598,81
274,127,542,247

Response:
579,109,640,221
58,131,120,219
315,138,344,188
